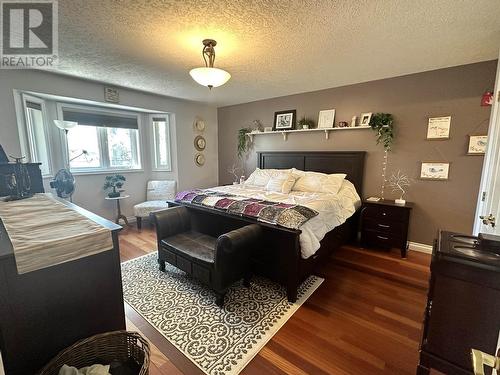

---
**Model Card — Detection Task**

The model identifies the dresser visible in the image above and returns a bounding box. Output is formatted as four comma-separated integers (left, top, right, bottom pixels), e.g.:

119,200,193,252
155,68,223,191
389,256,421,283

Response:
0,198,125,375
417,231,500,375
360,199,413,258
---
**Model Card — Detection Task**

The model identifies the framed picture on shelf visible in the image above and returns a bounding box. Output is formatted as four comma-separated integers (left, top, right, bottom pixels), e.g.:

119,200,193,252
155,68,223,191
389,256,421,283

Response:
360,112,372,126
420,162,450,180
273,110,296,130
467,135,487,155
318,109,336,128
427,116,451,139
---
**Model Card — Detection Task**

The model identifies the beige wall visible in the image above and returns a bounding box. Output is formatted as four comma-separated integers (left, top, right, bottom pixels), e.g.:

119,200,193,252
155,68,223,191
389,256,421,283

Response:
0,70,218,221
217,61,498,245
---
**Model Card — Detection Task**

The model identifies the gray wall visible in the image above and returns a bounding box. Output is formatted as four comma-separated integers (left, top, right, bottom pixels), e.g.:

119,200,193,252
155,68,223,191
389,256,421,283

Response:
217,61,497,245
0,70,218,221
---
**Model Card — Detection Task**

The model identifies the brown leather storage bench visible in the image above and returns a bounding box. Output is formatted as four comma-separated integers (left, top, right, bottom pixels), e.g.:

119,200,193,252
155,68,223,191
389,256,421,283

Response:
151,206,262,307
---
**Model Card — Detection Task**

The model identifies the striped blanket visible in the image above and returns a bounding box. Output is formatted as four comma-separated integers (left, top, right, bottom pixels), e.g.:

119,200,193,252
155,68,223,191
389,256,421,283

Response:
175,189,318,230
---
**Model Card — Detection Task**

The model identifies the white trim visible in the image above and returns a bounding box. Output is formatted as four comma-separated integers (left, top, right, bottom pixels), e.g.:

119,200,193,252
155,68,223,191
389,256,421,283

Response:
408,241,433,254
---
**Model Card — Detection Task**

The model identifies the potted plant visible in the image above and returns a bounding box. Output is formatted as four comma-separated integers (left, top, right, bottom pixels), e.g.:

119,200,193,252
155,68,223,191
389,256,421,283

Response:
297,116,315,129
237,127,253,158
103,174,126,198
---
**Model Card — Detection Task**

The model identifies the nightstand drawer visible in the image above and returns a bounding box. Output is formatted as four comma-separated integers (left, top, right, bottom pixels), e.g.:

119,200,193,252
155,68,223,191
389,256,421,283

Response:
362,230,403,249
363,217,405,235
363,205,409,221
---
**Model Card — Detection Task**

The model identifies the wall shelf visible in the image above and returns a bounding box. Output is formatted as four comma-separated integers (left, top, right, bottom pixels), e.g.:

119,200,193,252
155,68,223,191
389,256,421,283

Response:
247,126,371,141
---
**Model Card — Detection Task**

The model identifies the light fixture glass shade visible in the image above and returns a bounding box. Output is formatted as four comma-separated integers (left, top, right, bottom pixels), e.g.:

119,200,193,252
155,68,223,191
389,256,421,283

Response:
54,120,78,130
189,67,231,88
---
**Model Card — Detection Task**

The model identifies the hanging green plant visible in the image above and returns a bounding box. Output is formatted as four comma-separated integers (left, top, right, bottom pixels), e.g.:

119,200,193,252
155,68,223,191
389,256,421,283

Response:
237,127,253,158
369,113,394,151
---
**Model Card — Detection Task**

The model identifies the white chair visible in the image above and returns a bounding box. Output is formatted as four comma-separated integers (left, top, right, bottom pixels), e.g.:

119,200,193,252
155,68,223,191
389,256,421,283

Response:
133,180,176,229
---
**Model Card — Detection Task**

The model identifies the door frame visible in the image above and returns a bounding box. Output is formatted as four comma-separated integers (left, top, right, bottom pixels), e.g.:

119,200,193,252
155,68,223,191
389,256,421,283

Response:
473,54,500,235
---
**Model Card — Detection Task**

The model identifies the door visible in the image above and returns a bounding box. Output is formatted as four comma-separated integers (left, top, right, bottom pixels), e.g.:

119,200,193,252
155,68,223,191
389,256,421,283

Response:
474,51,500,235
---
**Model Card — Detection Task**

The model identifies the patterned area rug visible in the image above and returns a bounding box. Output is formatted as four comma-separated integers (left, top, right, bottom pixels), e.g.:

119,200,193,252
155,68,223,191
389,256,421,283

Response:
121,253,323,375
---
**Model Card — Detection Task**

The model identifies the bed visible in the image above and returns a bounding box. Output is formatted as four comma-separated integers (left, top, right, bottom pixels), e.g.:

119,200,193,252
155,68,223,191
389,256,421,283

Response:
169,151,366,302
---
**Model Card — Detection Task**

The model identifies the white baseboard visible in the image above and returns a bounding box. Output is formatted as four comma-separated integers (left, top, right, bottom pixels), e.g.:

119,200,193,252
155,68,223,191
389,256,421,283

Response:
408,241,433,254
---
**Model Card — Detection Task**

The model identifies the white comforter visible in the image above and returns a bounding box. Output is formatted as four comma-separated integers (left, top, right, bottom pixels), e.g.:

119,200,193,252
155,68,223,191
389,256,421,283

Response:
210,180,361,259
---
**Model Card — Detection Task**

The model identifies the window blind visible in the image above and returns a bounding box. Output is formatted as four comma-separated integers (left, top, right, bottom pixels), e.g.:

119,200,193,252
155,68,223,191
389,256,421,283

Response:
63,109,138,129
26,101,42,111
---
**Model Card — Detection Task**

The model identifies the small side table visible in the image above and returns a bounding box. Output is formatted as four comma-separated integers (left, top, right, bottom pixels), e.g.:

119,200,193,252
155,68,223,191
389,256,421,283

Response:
360,199,413,258
105,195,130,226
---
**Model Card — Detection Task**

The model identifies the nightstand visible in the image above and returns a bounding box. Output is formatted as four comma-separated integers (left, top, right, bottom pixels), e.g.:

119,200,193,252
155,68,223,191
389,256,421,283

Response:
360,199,413,258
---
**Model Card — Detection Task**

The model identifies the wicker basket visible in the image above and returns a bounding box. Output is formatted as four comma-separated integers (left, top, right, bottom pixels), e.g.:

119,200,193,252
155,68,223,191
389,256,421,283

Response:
38,330,150,375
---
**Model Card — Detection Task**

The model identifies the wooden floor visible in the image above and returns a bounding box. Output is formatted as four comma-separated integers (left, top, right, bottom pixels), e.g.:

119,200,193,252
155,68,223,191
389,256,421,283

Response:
119,225,431,375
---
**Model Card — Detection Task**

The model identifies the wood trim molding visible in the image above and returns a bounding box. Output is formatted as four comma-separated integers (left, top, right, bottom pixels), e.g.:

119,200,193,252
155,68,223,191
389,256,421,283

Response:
408,241,433,254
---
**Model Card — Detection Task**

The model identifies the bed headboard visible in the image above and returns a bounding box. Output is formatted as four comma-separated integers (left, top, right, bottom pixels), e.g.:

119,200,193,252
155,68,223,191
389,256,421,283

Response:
257,151,366,196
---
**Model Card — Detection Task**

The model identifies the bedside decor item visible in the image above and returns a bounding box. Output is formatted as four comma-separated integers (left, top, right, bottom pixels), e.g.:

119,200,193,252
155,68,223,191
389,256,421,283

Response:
195,153,205,166
467,135,488,155
298,116,315,130
194,135,206,151
104,86,120,103
273,110,296,130
427,116,451,139
360,112,373,126
227,163,241,183
318,109,335,128
338,121,349,128
238,127,253,158
420,162,450,180
360,199,413,258
103,174,126,198
0,144,8,163
388,170,411,205
369,113,395,199
189,39,231,89
193,118,206,132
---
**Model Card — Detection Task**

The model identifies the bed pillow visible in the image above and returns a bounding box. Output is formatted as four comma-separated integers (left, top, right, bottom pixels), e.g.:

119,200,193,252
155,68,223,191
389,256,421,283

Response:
245,168,292,187
266,173,297,194
292,170,347,194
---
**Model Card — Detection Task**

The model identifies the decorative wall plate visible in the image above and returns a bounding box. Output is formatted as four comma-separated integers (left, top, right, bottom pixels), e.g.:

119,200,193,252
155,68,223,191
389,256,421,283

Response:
194,135,206,151
194,119,205,132
195,153,205,167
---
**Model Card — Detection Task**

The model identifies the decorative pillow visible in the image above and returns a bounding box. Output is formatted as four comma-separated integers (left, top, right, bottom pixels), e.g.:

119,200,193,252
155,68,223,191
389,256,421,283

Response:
292,170,346,194
245,168,292,187
266,173,297,193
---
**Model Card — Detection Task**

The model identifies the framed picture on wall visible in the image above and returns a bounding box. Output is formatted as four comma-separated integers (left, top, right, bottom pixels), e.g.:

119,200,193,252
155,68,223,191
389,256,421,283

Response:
318,109,336,128
427,116,451,139
467,135,487,155
420,162,450,180
273,110,296,130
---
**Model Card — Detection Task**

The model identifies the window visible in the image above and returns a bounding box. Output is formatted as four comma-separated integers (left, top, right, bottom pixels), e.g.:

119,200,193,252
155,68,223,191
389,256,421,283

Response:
62,107,141,172
22,96,51,176
152,116,171,171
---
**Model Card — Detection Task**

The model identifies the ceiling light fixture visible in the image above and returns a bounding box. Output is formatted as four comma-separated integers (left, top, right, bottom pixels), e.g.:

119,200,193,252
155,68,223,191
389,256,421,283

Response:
189,39,231,89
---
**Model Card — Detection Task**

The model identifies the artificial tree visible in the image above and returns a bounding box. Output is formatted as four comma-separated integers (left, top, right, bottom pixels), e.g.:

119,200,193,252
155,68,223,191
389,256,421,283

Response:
103,174,126,198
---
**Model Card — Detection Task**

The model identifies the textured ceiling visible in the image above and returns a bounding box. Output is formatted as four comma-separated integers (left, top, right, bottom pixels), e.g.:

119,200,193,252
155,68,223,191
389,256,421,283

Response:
51,0,500,106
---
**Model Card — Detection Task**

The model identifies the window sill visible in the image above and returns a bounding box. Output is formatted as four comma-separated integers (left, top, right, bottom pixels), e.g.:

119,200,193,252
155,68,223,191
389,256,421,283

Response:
152,168,173,172
70,168,145,176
